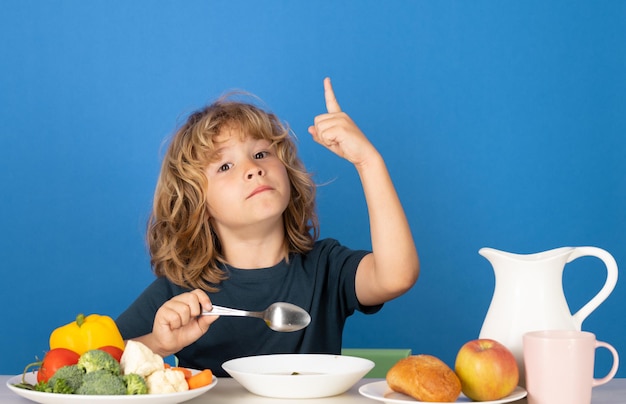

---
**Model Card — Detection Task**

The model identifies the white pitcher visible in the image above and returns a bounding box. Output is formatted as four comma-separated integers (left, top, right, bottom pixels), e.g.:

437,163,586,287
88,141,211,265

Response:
478,247,618,385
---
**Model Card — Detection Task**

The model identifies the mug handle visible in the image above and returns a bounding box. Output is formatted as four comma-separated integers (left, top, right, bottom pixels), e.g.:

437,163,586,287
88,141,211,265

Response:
569,247,619,328
593,341,619,387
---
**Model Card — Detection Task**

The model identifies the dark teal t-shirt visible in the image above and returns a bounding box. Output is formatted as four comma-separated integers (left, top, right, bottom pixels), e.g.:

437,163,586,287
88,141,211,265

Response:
116,238,381,376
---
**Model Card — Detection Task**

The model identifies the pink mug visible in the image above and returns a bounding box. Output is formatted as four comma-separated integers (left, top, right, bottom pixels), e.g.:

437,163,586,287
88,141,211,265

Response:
523,330,619,404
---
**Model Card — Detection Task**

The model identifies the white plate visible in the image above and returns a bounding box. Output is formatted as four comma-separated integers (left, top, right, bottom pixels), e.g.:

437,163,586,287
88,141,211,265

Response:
359,381,527,404
6,370,217,404
222,354,374,399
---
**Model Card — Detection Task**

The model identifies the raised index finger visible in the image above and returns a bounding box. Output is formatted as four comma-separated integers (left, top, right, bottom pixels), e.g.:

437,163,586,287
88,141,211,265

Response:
324,77,342,113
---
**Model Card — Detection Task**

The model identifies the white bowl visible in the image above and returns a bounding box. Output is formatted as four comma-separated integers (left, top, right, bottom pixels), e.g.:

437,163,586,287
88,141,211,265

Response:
222,354,374,399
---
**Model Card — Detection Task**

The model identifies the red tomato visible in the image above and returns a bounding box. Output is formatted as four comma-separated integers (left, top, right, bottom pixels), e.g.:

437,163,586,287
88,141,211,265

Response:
37,348,80,382
97,345,124,362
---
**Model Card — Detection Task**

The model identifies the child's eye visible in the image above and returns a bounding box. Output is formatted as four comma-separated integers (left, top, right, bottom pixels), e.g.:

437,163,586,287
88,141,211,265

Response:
218,163,233,172
254,151,269,159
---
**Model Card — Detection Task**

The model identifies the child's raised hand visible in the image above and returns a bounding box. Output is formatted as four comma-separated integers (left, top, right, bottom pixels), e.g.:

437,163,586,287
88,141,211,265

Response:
308,78,377,166
151,289,218,355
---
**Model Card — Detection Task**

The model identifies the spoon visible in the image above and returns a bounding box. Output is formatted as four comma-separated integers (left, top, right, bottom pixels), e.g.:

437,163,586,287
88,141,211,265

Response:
202,302,311,332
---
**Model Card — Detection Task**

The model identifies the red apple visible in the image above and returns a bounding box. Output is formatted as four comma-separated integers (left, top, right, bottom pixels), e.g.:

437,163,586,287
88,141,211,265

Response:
454,339,519,401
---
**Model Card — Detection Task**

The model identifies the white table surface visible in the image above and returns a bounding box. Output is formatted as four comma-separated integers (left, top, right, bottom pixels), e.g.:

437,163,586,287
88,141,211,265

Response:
1,375,625,403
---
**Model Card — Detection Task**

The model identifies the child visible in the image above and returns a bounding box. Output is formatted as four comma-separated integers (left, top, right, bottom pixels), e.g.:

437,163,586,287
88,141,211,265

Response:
116,78,419,376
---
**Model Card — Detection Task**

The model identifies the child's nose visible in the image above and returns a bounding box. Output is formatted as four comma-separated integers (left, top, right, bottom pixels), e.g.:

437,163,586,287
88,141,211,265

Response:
246,167,264,179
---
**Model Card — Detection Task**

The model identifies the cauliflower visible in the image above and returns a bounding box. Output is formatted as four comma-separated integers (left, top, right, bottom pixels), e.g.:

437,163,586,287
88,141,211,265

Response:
120,340,164,377
145,369,189,394
119,340,191,395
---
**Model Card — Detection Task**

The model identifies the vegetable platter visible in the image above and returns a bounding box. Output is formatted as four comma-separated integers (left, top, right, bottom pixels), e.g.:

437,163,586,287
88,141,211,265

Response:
6,370,217,404
8,313,217,403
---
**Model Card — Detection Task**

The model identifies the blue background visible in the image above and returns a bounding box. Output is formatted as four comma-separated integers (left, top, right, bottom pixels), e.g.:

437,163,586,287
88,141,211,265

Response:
1,1,624,378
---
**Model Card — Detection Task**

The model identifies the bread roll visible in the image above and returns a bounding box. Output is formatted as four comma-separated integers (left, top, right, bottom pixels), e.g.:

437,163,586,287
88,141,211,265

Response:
386,354,461,402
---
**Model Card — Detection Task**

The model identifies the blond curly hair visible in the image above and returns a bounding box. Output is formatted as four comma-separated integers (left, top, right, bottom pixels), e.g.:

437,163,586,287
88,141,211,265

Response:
147,97,319,291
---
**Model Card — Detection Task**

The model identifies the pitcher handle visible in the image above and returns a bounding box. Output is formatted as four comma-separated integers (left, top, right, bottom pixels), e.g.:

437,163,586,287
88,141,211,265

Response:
567,247,619,328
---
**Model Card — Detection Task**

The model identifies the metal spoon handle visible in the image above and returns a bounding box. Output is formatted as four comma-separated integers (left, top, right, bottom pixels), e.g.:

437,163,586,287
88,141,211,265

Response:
202,305,264,319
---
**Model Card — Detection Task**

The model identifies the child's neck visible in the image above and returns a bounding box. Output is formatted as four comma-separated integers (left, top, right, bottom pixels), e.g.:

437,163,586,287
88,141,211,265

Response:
220,227,288,269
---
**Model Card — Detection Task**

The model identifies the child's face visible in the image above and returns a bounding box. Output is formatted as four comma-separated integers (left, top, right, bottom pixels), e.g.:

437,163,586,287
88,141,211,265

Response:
203,126,291,235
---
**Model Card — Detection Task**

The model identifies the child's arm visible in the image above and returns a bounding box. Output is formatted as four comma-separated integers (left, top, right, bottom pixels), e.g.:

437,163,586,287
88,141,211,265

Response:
308,78,419,306
132,289,218,357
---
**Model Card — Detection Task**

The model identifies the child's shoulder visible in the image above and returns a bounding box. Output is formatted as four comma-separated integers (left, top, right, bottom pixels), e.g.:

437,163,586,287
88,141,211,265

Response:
303,238,369,262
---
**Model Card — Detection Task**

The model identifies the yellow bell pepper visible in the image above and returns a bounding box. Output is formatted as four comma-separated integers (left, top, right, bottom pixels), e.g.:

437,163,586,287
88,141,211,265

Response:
49,313,125,355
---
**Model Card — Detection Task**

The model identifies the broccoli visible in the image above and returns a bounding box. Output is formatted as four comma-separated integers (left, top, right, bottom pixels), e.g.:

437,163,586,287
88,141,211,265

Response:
33,381,53,393
48,378,74,394
77,349,121,375
47,364,85,394
123,373,148,395
75,369,126,395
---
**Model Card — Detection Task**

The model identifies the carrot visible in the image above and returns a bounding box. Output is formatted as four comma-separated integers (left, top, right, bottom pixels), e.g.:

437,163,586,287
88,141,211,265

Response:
187,369,214,389
171,366,193,379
